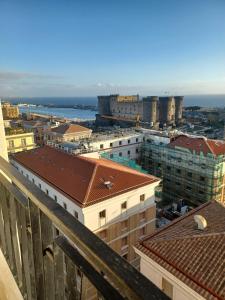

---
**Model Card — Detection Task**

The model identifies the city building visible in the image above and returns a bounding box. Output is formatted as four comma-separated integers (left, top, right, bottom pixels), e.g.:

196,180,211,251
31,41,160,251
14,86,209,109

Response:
141,134,225,206
0,103,8,161
11,145,160,267
1,102,19,119
22,119,57,145
5,128,36,154
134,200,225,300
97,94,184,127
0,110,167,300
45,123,92,142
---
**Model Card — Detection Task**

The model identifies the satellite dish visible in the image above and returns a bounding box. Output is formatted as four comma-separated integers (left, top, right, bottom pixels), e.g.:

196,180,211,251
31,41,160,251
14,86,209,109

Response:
194,215,207,230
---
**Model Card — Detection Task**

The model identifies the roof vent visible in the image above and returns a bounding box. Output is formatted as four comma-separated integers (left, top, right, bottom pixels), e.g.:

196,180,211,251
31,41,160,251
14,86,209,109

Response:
194,215,207,230
104,181,113,189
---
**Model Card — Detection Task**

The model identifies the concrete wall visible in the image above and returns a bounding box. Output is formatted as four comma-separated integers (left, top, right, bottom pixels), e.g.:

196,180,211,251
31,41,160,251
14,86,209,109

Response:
83,182,158,231
90,133,144,160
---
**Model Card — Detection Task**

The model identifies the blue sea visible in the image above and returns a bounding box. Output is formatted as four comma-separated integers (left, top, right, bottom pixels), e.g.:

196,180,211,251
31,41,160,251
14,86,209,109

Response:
7,95,225,120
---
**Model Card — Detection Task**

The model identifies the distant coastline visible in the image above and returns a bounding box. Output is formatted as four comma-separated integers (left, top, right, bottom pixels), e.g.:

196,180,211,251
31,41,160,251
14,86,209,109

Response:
2,94,225,108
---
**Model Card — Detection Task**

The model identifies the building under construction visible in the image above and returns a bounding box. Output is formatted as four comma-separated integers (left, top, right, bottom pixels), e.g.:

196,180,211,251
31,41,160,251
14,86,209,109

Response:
141,134,225,207
97,94,184,127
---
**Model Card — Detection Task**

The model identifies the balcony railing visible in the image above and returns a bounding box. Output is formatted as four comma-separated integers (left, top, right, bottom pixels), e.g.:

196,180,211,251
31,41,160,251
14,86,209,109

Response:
0,156,169,300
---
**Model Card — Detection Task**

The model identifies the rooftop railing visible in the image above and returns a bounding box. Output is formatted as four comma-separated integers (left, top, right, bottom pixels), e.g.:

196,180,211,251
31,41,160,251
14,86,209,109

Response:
0,156,169,300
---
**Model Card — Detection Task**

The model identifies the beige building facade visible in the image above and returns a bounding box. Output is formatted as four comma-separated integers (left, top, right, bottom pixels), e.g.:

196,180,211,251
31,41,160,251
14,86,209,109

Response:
11,146,159,269
1,102,19,119
6,131,35,153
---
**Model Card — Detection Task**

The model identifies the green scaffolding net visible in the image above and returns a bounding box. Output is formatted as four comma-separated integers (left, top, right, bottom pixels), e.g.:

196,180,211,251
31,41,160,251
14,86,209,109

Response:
101,152,148,174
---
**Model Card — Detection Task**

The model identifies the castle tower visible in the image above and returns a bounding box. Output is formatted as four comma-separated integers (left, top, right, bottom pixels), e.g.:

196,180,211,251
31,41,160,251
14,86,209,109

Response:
174,96,184,124
142,96,158,124
0,100,8,161
97,95,113,115
159,96,175,125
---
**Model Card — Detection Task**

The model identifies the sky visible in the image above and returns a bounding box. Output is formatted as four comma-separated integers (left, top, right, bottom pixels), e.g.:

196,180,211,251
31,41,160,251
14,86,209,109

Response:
0,0,225,97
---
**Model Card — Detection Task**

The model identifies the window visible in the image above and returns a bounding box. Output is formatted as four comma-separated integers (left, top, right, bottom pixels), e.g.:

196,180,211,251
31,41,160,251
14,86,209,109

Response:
176,169,181,174
136,148,139,153
186,186,192,191
121,201,127,212
32,178,35,184
110,142,113,147
200,176,205,182
119,152,122,157
74,211,79,219
121,220,128,231
9,140,14,149
140,194,145,202
46,189,49,195
122,253,128,260
187,172,192,177
21,170,23,175
127,150,130,155
136,138,139,142
99,210,106,219
54,195,57,202
100,144,104,149
140,211,146,221
162,278,173,299
39,183,41,189
175,181,181,186
140,226,146,237
119,141,122,146
128,139,130,144
121,236,128,247
26,174,29,179
99,209,106,226
167,166,171,171
63,203,67,210
110,153,113,158
21,138,26,146
199,190,204,194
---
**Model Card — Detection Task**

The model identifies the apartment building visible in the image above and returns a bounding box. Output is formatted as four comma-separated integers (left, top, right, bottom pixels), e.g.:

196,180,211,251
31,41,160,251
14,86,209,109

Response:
5,128,36,154
141,134,225,206
45,123,92,142
134,200,225,300
89,129,145,160
11,145,159,267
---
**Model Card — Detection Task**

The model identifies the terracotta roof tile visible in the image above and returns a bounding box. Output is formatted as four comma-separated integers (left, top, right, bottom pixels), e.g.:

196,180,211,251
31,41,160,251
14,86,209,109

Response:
51,123,91,134
169,135,225,156
136,201,225,300
12,146,159,207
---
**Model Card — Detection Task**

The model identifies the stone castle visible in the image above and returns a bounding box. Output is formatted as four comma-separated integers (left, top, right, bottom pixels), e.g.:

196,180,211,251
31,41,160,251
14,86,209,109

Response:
98,94,183,126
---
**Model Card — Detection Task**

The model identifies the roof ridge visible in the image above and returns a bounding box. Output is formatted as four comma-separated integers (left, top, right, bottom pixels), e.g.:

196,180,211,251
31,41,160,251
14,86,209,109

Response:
83,162,98,205
205,139,215,155
146,232,225,245
141,201,213,243
139,243,224,300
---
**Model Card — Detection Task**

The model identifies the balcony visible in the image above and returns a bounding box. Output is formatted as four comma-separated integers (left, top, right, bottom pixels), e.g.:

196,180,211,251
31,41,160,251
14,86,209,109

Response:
0,156,169,300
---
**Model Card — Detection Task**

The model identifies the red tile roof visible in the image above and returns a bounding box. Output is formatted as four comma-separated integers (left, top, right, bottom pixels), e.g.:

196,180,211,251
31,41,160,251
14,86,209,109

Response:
51,123,91,134
136,201,225,300
12,146,159,207
169,134,225,156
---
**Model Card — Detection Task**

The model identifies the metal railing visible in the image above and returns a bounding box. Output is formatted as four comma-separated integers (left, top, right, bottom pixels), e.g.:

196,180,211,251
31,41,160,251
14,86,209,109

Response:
0,156,168,300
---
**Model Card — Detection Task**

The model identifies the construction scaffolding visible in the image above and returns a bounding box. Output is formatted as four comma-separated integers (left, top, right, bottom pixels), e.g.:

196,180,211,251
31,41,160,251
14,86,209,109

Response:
141,140,225,206
101,152,148,174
